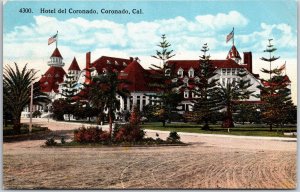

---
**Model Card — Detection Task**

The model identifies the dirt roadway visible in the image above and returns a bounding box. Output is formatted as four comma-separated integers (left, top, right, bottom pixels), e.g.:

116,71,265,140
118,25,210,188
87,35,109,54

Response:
3,118,297,189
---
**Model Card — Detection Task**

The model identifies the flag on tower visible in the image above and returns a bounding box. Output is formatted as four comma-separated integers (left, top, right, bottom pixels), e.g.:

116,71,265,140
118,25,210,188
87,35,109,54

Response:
226,29,234,43
48,33,57,45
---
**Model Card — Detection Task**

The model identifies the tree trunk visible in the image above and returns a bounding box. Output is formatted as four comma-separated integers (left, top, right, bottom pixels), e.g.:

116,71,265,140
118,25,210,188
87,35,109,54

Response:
13,115,21,133
162,120,166,127
269,123,273,131
108,112,113,137
222,105,234,128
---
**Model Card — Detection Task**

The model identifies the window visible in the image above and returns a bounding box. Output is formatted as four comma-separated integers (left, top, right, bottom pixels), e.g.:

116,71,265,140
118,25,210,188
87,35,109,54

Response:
184,90,189,98
232,69,236,75
222,69,226,75
194,76,200,83
102,68,107,73
227,68,231,75
165,68,171,76
222,78,225,86
188,68,194,78
191,91,195,98
177,68,183,78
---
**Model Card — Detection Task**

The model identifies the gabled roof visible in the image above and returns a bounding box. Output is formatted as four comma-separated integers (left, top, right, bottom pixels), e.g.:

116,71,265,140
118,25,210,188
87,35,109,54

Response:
51,48,63,58
68,57,81,71
226,45,241,60
92,56,132,73
119,60,150,92
39,66,66,93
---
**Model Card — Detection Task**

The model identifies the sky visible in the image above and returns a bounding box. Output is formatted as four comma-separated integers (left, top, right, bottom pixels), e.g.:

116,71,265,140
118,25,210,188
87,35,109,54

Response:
3,0,298,104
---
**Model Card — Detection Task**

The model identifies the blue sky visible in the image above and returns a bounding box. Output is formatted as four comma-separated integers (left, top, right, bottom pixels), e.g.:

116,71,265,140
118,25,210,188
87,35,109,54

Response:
3,0,298,103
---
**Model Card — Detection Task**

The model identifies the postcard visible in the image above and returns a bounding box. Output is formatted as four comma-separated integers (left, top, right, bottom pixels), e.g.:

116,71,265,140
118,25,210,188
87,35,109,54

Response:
2,0,297,189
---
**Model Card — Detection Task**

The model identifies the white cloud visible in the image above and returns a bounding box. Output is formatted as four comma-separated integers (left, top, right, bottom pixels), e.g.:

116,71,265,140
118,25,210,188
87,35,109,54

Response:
195,11,248,30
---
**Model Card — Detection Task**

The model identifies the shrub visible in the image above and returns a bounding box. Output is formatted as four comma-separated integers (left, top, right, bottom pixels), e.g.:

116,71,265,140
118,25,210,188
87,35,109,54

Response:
45,137,57,146
32,110,42,118
73,126,110,143
167,131,180,142
61,136,66,144
113,123,145,142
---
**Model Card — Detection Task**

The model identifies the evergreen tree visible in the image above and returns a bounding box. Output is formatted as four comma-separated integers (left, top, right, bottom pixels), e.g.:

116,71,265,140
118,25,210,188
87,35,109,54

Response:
148,34,182,127
60,71,78,121
257,39,294,130
218,68,254,128
191,43,222,130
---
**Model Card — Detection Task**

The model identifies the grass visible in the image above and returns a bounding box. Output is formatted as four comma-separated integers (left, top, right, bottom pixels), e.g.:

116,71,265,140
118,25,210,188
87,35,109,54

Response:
142,122,297,138
3,124,49,136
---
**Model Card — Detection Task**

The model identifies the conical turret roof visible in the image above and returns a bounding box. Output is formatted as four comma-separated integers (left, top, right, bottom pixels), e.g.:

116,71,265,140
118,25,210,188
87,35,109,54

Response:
226,45,241,60
51,48,63,58
68,57,81,71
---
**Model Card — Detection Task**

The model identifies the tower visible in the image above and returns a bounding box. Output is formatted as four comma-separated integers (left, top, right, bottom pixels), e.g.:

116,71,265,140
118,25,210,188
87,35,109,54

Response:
47,47,65,67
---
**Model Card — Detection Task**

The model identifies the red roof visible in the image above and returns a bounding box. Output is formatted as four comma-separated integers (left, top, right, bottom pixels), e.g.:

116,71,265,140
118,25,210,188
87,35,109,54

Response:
68,57,81,71
39,66,66,93
167,59,243,73
51,48,63,58
92,56,132,73
119,60,150,91
226,45,241,60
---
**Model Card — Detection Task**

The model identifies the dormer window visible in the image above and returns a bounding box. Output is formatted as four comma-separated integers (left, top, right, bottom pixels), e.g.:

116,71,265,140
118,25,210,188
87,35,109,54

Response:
103,68,107,73
188,68,194,78
165,68,171,76
184,90,189,98
107,60,111,64
177,68,183,78
44,82,48,85
115,61,119,65
123,62,127,66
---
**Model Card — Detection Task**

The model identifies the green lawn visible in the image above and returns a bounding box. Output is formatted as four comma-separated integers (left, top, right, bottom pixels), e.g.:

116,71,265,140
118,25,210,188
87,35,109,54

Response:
3,125,49,136
142,122,297,137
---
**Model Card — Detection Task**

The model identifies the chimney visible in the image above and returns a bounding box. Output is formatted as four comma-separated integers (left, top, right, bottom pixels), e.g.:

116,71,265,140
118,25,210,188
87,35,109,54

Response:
129,57,134,62
243,52,252,73
85,52,91,84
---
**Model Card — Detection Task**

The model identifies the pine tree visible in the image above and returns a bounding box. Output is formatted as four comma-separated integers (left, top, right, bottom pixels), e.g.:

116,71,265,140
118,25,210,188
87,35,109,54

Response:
148,34,182,127
257,39,294,130
191,43,222,130
60,71,78,121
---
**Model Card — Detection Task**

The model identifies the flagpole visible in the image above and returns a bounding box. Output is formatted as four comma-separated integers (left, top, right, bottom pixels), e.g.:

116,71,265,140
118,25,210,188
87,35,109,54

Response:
232,27,234,46
56,30,58,48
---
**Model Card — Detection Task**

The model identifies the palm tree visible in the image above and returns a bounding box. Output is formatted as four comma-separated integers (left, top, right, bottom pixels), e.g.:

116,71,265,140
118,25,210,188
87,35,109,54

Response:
217,69,253,128
3,63,50,133
89,67,129,136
